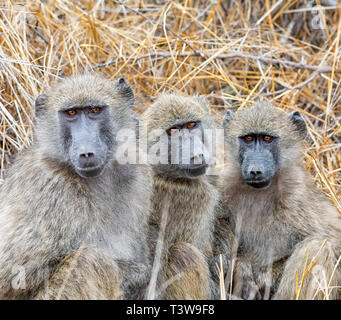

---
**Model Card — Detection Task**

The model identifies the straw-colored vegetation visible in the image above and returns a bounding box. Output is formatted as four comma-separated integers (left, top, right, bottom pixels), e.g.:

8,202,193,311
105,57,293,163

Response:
0,0,340,299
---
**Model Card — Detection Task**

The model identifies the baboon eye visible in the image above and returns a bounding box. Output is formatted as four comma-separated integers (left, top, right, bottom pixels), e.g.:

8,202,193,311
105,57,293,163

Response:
263,135,273,142
244,136,253,142
66,109,77,116
91,107,101,114
186,122,197,129
167,127,178,136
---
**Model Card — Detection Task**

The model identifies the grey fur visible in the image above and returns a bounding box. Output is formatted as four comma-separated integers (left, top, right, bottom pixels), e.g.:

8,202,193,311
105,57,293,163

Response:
0,74,152,300
142,94,219,299
218,101,341,300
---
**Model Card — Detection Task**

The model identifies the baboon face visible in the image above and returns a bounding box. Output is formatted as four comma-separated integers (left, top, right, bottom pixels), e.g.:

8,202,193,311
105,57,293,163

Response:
164,120,210,178
223,102,307,189
238,133,279,188
58,103,112,178
142,94,215,179
35,74,135,178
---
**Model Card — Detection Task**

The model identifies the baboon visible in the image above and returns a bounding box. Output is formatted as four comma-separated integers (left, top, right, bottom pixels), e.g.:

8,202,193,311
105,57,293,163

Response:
141,94,220,299
218,101,341,300
0,74,151,300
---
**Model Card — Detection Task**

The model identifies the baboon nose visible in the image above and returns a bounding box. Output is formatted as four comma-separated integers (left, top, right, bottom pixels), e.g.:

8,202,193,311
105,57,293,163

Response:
191,153,205,165
78,152,97,168
80,152,94,159
250,170,263,178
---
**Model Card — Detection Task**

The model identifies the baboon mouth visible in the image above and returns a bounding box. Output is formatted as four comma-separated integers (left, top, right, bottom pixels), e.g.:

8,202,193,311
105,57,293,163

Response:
76,165,104,178
246,179,271,189
185,164,208,177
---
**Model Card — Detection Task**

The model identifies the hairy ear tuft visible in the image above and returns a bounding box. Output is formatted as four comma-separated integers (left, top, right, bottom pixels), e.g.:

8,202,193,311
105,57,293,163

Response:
35,94,48,118
115,77,134,103
288,110,307,139
222,109,234,128
118,77,126,85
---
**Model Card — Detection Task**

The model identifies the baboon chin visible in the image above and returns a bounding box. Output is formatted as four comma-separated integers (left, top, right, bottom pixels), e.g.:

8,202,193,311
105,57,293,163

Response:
0,73,151,300
184,164,209,178
217,101,341,300
155,163,209,179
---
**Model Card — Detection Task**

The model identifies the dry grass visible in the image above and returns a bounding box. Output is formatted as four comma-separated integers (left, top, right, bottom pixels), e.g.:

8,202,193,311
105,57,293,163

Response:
0,0,340,298
0,0,340,208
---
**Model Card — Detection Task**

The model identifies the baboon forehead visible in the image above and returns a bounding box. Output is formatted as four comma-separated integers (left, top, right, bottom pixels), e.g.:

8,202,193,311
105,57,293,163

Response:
46,74,126,110
142,94,212,130
228,102,298,139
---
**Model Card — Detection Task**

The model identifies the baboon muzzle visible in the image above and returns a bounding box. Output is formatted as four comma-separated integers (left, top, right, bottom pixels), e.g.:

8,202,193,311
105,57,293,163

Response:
241,151,275,188
69,119,108,178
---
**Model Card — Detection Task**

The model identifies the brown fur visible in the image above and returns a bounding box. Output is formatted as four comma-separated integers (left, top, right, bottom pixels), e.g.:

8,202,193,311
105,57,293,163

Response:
36,245,123,300
219,101,341,300
210,216,238,299
165,243,210,299
142,94,219,299
0,74,151,299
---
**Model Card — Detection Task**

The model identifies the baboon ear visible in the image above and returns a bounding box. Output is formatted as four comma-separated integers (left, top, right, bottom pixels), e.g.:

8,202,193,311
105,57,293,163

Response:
35,94,48,118
289,110,307,139
115,77,134,103
222,110,234,128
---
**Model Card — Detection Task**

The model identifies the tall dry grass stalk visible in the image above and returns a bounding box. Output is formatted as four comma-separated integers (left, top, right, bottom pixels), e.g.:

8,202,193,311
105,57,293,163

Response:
0,0,340,299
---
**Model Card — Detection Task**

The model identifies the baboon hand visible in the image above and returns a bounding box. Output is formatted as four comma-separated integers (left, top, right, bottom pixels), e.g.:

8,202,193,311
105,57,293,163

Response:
232,257,261,300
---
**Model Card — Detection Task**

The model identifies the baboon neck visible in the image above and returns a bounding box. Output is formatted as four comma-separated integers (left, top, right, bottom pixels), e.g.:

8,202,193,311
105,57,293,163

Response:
154,174,206,187
86,161,137,192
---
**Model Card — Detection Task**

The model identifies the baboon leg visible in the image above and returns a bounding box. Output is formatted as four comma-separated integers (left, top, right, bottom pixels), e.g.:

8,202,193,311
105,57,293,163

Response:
270,258,287,294
274,237,341,300
252,258,286,300
231,256,261,300
163,242,210,300
36,245,123,300
210,217,236,299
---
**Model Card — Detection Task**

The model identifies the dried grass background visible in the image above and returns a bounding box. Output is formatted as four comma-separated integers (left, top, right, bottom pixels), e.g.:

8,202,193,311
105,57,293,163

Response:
0,0,340,212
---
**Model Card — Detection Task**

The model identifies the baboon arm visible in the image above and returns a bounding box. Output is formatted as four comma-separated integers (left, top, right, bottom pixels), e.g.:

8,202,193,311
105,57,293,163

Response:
0,218,79,299
210,216,236,299
0,213,57,299
160,242,210,300
35,246,123,300
212,217,236,257
273,236,341,300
